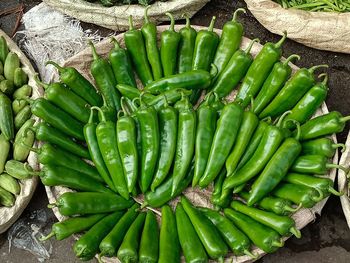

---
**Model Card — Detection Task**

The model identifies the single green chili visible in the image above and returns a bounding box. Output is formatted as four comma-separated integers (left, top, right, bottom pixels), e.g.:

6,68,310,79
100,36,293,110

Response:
301,137,345,158
211,168,231,209
139,211,159,263
147,88,192,110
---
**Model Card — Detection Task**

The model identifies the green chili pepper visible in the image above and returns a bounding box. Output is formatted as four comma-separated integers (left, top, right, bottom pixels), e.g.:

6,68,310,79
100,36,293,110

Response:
124,16,153,86
29,143,102,182
273,183,323,208
139,211,159,263
116,84,155,103
235,32,287,108
92,107,129,199
13,68,28,87
253,54,300,115
239,191,301,216
301,137,345,158
192,94,217,187
4,160,36,179
38,164,113,193
226,110,259,176
141,165,194,208
181,196,228,260
73,211,124,261
160,12,181,77
109,38,137,88
117,212,146,263
172,96,196,195
247,137,302,206
297,111,350,141
13,119,35,161
46,61,102,106
223,124,284,190
13,84,32,100
259,64,328,118
0,79,14,95
199,207,256,258
0,92,14,141
159,205,181,263
14,105,31,130
211,38,257,98
231,200,301,237
291,154,348,175
136,100,159,193
177,16,197,74
198,102,243,188
0,186,14,207
141,6,162,80
99,203,140,257
211,168,231,209
151,99,177,191
224,208,284,253
41,214,107,241
117,100,138,193
175,203,208,263
211,93,225,114
284,173,342,197
213,8,245,77
0,134,10,173
0,36,9,63
12,99,28,115
48,192,134,216
147,88,192,110
4,52,20,82
89,41,121,112
30,98,84,140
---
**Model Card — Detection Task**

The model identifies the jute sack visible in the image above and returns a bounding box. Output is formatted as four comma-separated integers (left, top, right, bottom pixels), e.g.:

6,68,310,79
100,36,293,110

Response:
45,25,337,262
244,0,350,54
0,30,41,234
42,0,210,31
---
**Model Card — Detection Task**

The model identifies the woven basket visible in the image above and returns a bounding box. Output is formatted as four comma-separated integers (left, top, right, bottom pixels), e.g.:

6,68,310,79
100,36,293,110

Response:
45,25,337,262
0,30,41,234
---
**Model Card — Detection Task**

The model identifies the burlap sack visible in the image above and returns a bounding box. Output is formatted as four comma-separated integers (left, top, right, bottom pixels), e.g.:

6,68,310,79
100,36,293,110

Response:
45,25,337,262
42,0,210,31
0,30,41,234
244,0,350,54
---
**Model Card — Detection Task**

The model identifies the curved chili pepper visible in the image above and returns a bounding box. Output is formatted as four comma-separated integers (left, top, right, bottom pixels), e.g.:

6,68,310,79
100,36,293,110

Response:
198,102,243,188
99,203,139,257
172,96,196,195
226,110,259,176
273,183,323,208
193,93,217,187
181,196,228,261
41,213,107,241
199,207,256,258
92,106,129,199
231,200,301,238
301,137,345,158
224,208,284,253
211,168,231,209
253,54,300,115
116,84,154,103
150,99,177,191
247,137,302,206
139,211,159,263
159,205,181,263
177,15,197,74
297,111,350,141
89,41,121,112
235,32,287,108
213,8,245,77
109,38,137,88
212,38,257,99
117,100,138,193
142,6,162,80
259,64,328,118
73,211,124,261
48,192,134,216
175,203,208,263
136,99,159,193
147,88,192,111
160,12,181,77
117,212,146,263
124,16,153,86
290,154,348,175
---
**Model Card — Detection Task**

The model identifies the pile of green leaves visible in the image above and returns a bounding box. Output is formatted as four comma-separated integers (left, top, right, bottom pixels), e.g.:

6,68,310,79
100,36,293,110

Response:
274,0,350,12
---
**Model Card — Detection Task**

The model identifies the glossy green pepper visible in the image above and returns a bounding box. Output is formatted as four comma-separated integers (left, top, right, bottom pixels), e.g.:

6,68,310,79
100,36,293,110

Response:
139,211,159,263
301,137,345,158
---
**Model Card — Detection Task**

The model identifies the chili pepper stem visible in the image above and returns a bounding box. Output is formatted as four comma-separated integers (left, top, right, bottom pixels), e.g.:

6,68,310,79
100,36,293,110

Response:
18,141,40,154
245,38,259,54
91,106,106,122
110,37,121,49
75,245,87,257
210,63,218,79
274,31,287,49
326,163,349,173
88,40,100,61
332,143,346,152
308,64,328,74
290,227,302,238
140,202,148,209
208,16,216,32
283,54,300,66
33,74,49,89
144,5,151,23
243,249,258,259
318,73,328,84
328,186,343,196
340,115,350,123
272,240,284,248
40,231,55,241
45,61,65,73
47,203,57,209
232,8,246,21
184,15,190,28
276,110,292,127
165,12,175,31
284,203,302,213
312,188,325,202
128,15,134,30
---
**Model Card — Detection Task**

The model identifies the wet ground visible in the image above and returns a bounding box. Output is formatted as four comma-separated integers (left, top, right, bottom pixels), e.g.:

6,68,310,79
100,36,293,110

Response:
1,0,350,262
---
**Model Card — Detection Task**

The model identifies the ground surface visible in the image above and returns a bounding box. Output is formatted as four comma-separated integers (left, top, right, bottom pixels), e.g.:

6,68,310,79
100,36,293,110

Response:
1,0,350,262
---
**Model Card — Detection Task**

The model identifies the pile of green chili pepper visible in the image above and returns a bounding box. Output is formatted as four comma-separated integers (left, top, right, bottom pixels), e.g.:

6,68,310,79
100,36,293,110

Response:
15,7,350,262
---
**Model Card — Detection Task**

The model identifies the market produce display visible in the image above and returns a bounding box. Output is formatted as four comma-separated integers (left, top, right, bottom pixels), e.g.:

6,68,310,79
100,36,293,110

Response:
84,0,169,7
19,7,346,262
274,0,350,12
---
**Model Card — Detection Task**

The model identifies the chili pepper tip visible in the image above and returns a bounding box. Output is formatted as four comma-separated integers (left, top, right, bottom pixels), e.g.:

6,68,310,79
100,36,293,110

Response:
290,227,301,238
232,8,246,21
